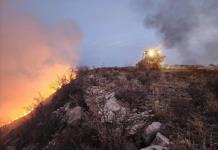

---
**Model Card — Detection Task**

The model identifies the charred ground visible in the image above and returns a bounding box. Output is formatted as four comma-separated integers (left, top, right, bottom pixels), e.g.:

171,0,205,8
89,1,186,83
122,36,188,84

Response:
1,66,218,150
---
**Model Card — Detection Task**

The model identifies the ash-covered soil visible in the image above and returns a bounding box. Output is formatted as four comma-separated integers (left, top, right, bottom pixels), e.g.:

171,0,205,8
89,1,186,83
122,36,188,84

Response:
1,66,218,150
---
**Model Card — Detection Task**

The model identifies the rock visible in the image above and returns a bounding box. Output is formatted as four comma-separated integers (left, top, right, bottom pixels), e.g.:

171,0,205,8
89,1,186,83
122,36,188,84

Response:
145,122,162,135
105,92,115,100
52,102,70,119
100,93,126,123
65,106,82,125
126,110,154,135
63,103,71,111
143,122,162,145
127,122,145,135
105,95,120,112
127,111,153,122
140,145,168,150
151,132,169,147
22,145,37,150
6,146,16,150
132,108,137,113
125,141,138,150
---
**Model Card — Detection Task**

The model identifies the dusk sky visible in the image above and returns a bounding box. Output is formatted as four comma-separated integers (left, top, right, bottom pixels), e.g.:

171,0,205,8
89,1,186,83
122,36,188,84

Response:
1,0,218,125
21,0,183,66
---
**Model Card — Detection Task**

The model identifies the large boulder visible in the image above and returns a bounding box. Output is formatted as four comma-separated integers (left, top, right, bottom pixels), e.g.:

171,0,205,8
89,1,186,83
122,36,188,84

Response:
127,122,145,135
143,122,162,145
64,106,82,125
100,92,126,123
151,132,169,147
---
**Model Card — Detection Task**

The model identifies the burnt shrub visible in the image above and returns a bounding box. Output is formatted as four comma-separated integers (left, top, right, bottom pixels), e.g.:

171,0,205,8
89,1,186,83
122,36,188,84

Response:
207,99,218,115
6,76,88,149
188,78,218,117
168,96,214,150
50,126,101,150
86,112,131,150
50,76,89,113
136,71,160,86
136,72,151,85
115,88,147,109
14,107,61,149
207,77,218,98
77,66,90,77
187,83,206,112
169,98,193,126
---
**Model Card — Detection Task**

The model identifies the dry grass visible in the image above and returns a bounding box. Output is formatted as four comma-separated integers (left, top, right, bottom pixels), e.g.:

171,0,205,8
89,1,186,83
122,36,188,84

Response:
207,99,218,114
2,67,218,150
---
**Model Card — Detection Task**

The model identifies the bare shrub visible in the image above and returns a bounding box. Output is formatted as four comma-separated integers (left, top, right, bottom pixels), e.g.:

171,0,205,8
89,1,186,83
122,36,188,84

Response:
77,66,90,77
167,84,216,149
188,82,206,112
115,88,147,110
152,102,169,121
207,76,218,96
51,69,77,91
207,99,218,115
45,126,100,150
169,98,193,126
86,111,134,150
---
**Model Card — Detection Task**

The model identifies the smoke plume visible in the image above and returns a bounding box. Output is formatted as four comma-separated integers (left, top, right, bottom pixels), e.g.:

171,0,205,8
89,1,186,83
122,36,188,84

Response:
0,1,82,124
137,0,218,64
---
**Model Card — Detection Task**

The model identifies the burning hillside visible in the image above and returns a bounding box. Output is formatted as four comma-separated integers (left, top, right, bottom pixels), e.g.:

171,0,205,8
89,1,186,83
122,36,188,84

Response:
1,65,218,150
1,1,218,150
0,70,77,128
0,0,81,126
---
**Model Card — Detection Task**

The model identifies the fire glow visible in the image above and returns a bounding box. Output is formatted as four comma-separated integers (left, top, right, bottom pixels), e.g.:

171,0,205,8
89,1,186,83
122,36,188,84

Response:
0,1,81,126
146,48,161,59
0,69,77,127
137,48,165,70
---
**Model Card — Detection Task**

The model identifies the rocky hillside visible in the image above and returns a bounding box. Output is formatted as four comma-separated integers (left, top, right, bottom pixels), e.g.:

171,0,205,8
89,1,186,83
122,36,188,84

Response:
1,66,218,150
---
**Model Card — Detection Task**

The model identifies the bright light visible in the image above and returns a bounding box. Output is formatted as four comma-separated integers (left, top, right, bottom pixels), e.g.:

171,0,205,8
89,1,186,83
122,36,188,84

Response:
147,49,158,58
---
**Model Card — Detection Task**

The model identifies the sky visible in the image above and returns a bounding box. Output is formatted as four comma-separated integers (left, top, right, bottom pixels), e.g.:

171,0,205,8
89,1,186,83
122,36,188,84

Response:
1,0,217,125
20,0,169,66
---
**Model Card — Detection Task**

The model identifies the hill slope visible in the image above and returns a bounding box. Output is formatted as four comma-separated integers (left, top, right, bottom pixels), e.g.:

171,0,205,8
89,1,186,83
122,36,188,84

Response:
1,66,218,150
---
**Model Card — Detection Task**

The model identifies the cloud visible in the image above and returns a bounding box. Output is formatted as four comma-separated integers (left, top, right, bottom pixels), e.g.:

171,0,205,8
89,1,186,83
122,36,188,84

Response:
135,0,218,64
0,0,82,124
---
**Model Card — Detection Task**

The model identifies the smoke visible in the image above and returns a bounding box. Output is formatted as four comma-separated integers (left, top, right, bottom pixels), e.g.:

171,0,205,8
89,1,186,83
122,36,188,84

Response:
136,0,218,64
0,1,82,124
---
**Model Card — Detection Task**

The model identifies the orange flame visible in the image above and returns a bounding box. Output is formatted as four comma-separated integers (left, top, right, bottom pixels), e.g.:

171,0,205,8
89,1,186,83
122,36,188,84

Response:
0,69,77,127
0,1,81,126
